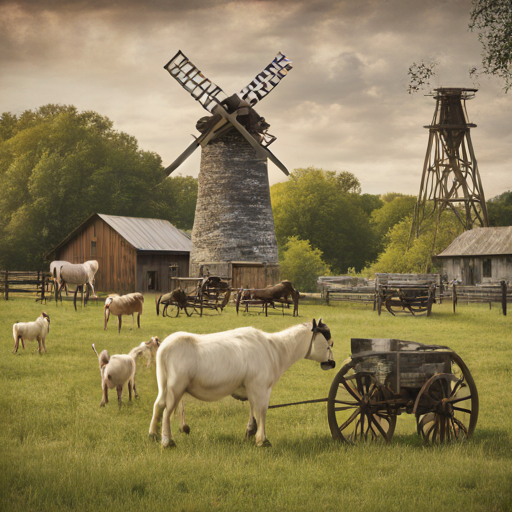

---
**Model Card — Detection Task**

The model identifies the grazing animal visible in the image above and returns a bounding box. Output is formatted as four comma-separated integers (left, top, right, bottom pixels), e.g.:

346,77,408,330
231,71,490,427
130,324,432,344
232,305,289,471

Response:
49,260,70,295
239,280,299,316
130,336,161,368
104,293,144,333
156,289,189,317
12,312,50,354
92,343,138,408
55,260,99,311
149,318,335,448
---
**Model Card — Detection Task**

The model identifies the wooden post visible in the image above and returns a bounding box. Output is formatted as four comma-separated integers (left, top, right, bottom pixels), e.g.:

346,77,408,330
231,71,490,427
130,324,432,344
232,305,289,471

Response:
452,284,457,313
501,280,507,316
5,270,8,300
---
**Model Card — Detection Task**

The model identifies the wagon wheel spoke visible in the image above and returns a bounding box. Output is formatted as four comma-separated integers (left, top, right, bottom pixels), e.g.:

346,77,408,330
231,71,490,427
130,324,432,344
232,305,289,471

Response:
328,367,396,444
415,355,478,444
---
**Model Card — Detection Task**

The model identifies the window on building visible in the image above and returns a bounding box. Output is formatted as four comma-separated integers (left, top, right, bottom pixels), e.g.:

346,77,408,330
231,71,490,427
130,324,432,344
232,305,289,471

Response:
483,258,492,278
168,264,179,278
90,240,97,257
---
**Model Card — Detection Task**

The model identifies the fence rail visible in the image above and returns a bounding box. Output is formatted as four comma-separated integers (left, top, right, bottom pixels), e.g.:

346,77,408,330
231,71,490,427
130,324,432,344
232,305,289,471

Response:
0,270,48,302
452,281,510,315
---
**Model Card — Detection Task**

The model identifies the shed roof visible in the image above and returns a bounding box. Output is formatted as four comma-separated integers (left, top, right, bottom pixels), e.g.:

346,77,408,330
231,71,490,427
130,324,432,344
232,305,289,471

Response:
97,214,192,252
437,227,512,257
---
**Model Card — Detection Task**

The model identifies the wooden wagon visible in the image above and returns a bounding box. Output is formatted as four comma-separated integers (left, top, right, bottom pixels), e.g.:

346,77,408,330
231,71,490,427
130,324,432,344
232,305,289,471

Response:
327,338,478,444
375,273,440,316
162,276,231,317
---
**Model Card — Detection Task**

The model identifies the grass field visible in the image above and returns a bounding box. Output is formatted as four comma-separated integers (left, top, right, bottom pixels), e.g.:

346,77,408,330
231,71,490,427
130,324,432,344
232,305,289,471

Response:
0,295,511,512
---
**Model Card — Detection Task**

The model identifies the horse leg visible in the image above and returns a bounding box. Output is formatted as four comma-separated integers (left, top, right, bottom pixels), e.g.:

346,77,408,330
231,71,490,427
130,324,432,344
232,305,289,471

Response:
178,399,190,434
149,390,166,441
245,401,257,440
248,387,272,447
128,381,133,402
162,387,185,449
118,316,122,334
137,313,140,329
73,287,78,312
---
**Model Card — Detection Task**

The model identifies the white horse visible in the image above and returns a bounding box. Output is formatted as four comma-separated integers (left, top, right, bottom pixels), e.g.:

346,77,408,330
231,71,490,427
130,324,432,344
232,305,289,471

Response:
55,260,99,310
149,319,335,448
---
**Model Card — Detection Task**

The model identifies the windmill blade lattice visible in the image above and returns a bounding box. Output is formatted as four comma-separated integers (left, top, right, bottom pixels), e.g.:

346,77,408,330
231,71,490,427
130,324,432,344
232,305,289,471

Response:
236,52,293,106
164,51,228,112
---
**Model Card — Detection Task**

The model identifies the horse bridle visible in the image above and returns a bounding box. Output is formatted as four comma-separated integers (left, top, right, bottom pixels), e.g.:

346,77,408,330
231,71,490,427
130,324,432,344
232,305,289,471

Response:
305,324,333,359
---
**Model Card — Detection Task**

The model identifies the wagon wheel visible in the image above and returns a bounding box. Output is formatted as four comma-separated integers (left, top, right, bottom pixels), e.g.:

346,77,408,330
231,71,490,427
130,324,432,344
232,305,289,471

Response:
163,303,181,318
328,363,397,444
413,353,478,444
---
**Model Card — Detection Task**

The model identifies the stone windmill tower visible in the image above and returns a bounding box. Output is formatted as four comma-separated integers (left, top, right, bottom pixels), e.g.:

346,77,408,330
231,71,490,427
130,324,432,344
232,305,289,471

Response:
163,51,292,285
411,88,489,240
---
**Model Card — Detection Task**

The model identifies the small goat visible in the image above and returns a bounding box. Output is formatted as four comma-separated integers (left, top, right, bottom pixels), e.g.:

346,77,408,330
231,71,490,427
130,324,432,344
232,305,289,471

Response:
12,312,50,354
104,293,144,333
130,336,161,368
92,343,138,408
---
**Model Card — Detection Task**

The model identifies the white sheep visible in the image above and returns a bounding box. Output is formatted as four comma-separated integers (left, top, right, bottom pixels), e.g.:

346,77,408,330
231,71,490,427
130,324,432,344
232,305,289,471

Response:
92,343,138,408
104,293,144,333
12,312,50,354
129,336,161,368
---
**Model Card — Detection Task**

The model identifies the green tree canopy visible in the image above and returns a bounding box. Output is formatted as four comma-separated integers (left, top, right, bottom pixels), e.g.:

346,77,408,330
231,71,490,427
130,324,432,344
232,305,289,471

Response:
371,193,417,240
0,105,197,270
279,236,331,293
271,167,381,274
487,190,512,226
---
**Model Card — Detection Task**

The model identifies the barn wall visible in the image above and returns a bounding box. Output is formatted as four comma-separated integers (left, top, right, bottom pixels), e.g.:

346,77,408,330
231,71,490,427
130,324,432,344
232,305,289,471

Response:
231,263,280,289
56,217,137,294
441,256,512,285
136,253,190,293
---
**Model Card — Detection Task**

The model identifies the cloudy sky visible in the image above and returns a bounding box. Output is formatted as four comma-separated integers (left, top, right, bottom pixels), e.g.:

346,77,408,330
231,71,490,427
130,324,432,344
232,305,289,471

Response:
1,0,511,198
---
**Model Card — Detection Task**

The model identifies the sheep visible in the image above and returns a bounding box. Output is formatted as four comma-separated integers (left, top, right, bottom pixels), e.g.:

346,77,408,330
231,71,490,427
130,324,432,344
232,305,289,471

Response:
92,343,138,408
104,293,144,333
12,312,50,354
129,336,160,368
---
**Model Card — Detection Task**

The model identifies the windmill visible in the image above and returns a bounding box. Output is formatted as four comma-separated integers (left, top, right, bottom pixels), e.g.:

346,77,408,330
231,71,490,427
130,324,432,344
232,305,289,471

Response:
410,88,489,243
164,51,293,281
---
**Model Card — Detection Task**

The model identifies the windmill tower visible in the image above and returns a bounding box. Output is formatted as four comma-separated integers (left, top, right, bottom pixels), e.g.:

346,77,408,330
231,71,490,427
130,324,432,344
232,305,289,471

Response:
163,51,292,283
411,88,489,240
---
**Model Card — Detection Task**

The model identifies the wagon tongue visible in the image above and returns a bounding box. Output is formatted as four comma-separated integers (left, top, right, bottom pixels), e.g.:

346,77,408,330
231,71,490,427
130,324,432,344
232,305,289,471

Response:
321,360,336,370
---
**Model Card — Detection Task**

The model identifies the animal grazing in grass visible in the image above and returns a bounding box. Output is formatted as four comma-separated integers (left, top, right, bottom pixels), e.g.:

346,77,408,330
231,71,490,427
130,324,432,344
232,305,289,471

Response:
54,260,99,311
148,318,335,448
131,336,161,368
12,312,51,354
239,280,300,316
104,293,144,333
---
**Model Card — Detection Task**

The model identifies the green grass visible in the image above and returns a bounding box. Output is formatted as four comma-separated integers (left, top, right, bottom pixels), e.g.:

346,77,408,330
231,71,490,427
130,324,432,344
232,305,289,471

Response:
1,296,511,511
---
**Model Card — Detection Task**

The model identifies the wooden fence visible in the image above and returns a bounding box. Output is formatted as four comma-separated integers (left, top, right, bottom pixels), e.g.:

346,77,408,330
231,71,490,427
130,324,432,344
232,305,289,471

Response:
0,270,48,302
452,281,511,315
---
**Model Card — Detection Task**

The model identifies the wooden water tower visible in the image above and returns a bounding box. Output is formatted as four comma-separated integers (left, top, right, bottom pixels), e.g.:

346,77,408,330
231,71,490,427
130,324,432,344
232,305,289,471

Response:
411,88,489,238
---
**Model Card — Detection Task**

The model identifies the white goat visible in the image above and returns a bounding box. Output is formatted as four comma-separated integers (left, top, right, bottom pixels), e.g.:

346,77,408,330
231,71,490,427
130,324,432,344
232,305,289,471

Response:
149,319,335,448
130,336,161,368
55,260,99,310
104,293,144,333
92,343,138,408
12,312,51,354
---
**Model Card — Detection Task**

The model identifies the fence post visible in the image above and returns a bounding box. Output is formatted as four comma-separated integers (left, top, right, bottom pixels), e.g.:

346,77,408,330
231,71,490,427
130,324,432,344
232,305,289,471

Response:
5,270,8,300
501,280,507,316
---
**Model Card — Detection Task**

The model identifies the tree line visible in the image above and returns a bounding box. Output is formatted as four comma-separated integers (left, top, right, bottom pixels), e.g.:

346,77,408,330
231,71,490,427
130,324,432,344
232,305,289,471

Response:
1,104,510,291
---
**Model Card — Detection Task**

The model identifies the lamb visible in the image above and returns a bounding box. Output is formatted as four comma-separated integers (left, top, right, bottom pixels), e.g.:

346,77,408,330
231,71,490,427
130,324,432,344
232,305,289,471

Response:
91,337,160,408
12,312,50,354
130,336,161,368
104,293,144,333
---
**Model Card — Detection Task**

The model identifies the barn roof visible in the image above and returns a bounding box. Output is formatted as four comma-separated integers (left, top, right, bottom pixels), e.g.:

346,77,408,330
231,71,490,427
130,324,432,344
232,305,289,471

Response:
97,214,192,252
437,227,512,257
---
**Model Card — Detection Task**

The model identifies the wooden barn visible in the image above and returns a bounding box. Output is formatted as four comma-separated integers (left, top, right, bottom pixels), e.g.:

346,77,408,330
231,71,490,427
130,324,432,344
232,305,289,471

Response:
48,214,192,294
436,227,512,285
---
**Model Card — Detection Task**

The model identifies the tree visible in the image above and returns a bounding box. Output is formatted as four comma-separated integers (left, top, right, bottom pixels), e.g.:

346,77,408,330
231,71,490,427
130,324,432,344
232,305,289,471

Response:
271,167,381,274
408,0,512,93
371,193,417,240
364,211,464,275
0,105,198,270
279,237,331,293
487,190,512,225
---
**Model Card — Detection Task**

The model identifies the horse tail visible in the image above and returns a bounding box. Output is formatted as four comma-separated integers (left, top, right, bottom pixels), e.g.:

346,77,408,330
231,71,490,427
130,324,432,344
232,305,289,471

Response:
156,295,162,316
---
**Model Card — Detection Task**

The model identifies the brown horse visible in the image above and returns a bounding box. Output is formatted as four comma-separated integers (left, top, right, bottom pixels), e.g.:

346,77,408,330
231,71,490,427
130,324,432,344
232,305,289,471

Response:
240,280,299,316
156,289,190,317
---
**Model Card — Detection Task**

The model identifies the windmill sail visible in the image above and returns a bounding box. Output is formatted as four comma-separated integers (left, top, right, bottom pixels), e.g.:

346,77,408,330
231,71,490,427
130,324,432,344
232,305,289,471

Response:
236,52,293,106
164,51,228,113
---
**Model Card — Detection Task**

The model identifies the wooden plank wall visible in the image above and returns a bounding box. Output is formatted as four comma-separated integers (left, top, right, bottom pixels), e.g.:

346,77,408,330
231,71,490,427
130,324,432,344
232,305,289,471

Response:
136,253,190,293
55,217,137,294
232,264,280,289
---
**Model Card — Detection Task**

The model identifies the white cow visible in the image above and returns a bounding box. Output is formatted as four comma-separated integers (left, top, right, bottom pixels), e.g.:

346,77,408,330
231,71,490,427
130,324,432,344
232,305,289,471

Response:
149,319,335,448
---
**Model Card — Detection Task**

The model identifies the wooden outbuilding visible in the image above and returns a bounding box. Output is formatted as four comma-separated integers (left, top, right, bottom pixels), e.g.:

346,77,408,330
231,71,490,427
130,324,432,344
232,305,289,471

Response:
48,214,192,294
436,227,512,285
